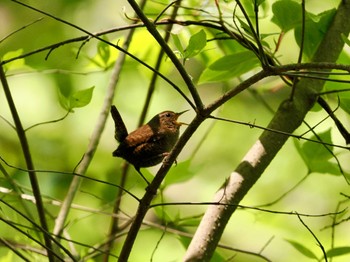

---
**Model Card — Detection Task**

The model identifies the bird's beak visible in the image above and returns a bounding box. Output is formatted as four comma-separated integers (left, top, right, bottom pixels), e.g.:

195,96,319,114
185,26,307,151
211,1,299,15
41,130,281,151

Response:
175,110,189,126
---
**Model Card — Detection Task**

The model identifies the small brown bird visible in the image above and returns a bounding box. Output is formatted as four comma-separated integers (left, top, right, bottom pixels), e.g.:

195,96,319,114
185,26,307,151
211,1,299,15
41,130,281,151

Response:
111,105,187,184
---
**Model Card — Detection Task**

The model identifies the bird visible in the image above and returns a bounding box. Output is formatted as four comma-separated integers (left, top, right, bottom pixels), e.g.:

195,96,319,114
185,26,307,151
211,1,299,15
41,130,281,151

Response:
110,105,187,184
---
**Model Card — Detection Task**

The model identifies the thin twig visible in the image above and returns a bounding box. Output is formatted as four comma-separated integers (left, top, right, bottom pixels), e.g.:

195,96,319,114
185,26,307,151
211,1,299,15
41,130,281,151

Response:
290,0,306,100
0,63,56,261
296,213,328,262
127,0,203,110
102,1,143,259
0,17,43,44
9,0,194,109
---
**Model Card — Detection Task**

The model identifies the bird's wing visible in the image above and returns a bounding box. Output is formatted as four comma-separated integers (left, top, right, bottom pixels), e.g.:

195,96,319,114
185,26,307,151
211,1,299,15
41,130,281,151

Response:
124,125,164,147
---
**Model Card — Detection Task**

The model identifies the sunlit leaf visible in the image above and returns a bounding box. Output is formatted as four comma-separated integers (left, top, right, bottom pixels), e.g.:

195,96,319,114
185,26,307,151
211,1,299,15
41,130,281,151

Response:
199,51,260,83
59,86,95,112
172,33,184,54
184,29,207,59
2,49,26,71
285,239,318,259
209,51,259,71
69,86,95,109
339,92,350,115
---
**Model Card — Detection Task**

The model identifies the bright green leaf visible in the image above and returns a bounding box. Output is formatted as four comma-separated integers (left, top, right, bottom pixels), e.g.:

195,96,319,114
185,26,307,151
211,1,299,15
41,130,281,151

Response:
326,246,350,258
256,0,266,7
209,51,259,71
199,51,260,83
2,49,26,71
184,29,207,59
172,33,184,54
271,0,302,32
285,239,318,259
69,86,95,109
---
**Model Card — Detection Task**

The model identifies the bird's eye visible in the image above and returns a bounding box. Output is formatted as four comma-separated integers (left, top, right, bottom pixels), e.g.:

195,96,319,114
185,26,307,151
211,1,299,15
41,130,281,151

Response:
165,112,171,117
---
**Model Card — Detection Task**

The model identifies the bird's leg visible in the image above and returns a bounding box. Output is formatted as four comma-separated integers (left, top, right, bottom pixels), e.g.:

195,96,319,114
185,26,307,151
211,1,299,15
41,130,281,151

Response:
135,167,150,186
162,152,177,166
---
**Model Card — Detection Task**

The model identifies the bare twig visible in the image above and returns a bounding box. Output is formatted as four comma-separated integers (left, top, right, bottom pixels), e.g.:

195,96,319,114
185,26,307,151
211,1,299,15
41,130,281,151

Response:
0,63,56,261
0,17,43,44
297,213,328,262
52,37,130,238
102,1,144,260
127,0,203,110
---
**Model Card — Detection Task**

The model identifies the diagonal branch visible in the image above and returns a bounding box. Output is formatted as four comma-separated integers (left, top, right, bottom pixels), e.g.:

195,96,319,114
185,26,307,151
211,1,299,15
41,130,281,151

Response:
52,35,131,238
127,0,204,110
184,0,350,261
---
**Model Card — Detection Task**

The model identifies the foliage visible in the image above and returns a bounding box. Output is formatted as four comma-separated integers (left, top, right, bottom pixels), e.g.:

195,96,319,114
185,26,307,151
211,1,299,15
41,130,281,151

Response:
0,0,350,261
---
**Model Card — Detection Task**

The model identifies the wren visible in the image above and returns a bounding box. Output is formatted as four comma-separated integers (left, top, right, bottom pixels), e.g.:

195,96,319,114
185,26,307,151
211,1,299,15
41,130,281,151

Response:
110,105,187,184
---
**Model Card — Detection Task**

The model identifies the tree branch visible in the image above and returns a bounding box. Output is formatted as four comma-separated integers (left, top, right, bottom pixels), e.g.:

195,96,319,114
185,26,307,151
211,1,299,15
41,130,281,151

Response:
0,64,55,261
184,1,350,261
52,31,131,238
127,0,204,110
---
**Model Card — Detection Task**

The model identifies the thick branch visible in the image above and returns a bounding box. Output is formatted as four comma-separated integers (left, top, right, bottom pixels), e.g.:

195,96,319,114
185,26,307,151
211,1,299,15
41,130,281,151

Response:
184,1,350,261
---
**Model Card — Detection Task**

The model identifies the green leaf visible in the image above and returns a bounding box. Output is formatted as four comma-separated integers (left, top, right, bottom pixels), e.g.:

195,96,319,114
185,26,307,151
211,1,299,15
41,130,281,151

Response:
294,129,341,176
271,0,336,59
184,29,207,59
97,39,111,67
153,206,176,224
209,51,259,71
326,246,350,258
340,97,350,115
199,51,260,83
164,160,195,186
271,0,302,32
294,9,336,60
256,0,266,7
285,239,318,260
59,86,95,112
236,16,255,36
2,49,26,71
58,89,70,111
69,86,95,109
172,33,184,54
80,36,114,69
